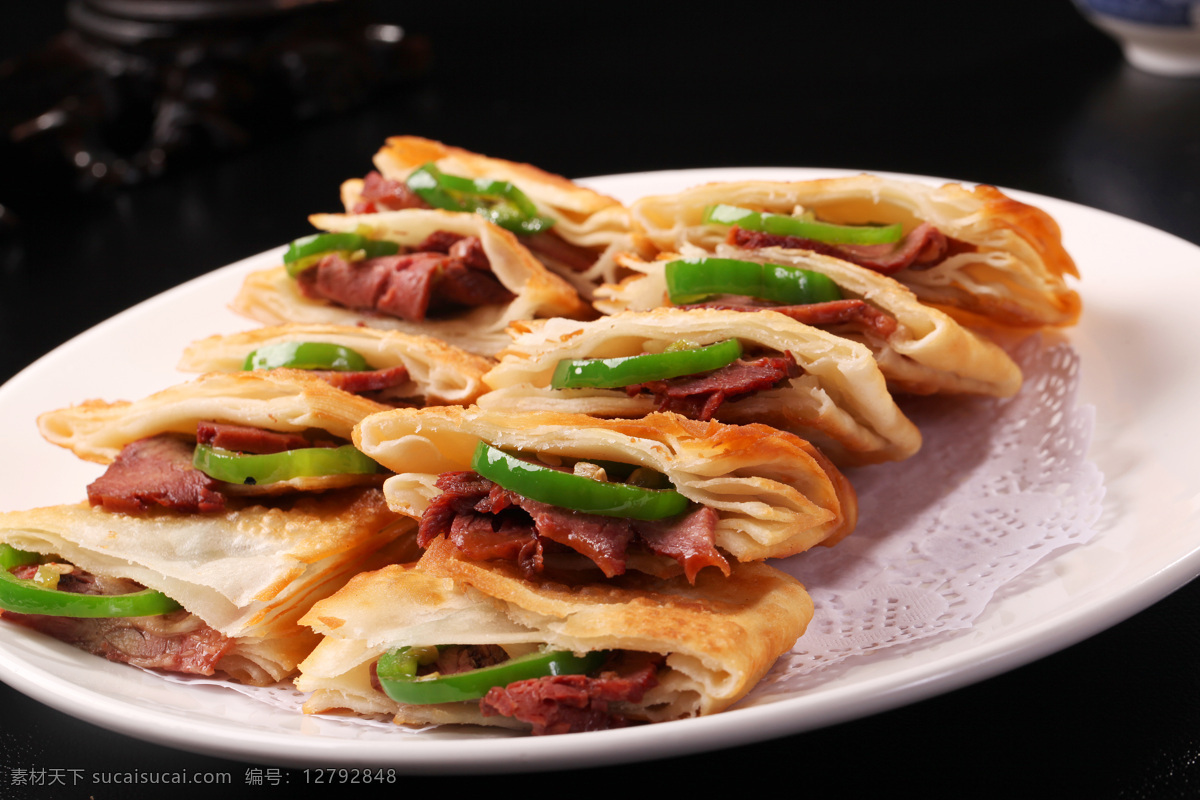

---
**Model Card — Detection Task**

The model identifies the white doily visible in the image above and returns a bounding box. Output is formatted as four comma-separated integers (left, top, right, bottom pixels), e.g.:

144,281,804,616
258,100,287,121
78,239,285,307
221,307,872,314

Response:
163,336,1104,725
756,335,1104,697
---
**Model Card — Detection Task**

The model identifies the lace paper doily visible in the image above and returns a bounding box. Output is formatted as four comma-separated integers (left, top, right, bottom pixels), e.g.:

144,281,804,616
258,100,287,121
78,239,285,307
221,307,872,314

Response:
164,337,1104,726
755,336,1104,698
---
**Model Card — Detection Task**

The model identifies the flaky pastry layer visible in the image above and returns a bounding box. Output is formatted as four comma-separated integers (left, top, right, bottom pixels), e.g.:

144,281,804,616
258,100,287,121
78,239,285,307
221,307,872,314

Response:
594,248,1023,398
297,537,813,727
179,323,493,406
482,307,922,464
230,208,591,356
0,490,410,684
629,176,1080,328
354,405,857,562
354,136,634,298
38,370,388,465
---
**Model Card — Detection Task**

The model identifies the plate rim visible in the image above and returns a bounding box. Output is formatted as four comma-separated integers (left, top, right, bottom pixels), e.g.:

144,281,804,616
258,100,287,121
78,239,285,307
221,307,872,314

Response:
1,165,1197,770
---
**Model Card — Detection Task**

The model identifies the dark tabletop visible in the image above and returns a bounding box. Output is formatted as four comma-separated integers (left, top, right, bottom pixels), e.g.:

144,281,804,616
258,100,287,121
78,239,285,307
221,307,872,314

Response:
2,2,1200,798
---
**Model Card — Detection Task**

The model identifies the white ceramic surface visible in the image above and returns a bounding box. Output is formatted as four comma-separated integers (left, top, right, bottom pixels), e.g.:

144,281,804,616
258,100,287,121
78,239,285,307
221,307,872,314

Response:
0,168,1198,771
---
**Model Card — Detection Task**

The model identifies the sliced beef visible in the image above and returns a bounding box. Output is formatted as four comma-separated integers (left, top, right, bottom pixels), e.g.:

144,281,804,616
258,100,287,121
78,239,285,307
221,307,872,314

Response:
682,298,898,339
729,222,973,275
634,506,723,583
87,420,358,514
522,230,599,273
625,355,801,421
351,170,597,274
296,245,514,323
2,564,233,676
448,235,491,270
513,495,635,579
310,365,412,397
299,252,438,321
420,473,545,573
87,434,226,514
451,507,546,575
434,644,509,676
479,652,662,735
419,471,502,544
3,609,233,675
352,170,429,213
413,229,464,254
196,421,316,454
414,230,491,271
431,259,514,310
419,470,728,581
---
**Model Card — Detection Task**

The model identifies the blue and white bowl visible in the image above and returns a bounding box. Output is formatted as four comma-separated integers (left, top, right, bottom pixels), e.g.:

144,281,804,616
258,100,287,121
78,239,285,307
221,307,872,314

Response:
1074,0,1200,75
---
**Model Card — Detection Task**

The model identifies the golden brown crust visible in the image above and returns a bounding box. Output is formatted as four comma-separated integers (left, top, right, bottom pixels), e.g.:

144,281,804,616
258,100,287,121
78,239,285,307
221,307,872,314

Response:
354,405,857,561
629,176,1081,328
967,184,1078,280
421,529,812,639
178,323,494,406
373,136,623,217
229,209,592,356
481,307,923,464
297,538,813,725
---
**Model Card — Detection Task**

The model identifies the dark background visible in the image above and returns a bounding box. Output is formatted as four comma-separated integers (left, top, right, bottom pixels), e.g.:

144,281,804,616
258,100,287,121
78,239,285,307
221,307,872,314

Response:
2,2,1200,797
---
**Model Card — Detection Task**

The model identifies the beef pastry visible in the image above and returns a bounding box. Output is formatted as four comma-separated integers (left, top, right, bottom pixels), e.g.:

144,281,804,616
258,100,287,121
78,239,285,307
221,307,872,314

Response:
179,323,493,407
629,175,1080,328
37,370,393,511
354,405,856,573
481,307,922,464
231,208,591,356
593,247,1022,398
296,535,813,733
343,136,633,300
0,489,410,685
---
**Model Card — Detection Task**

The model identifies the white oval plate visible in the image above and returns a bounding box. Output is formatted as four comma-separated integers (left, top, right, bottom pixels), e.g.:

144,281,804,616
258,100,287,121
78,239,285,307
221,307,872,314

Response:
0,168,1197,771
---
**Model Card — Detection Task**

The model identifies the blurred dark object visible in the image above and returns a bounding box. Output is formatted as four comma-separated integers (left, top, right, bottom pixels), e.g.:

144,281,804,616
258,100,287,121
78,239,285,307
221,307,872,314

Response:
0,0,428,218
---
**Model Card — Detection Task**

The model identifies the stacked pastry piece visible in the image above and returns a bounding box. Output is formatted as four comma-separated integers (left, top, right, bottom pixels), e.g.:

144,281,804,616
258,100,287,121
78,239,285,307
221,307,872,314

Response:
0,137,1082,737
621,176,1080,328
231,206,592,357
339,136,635,299
0,333,492,685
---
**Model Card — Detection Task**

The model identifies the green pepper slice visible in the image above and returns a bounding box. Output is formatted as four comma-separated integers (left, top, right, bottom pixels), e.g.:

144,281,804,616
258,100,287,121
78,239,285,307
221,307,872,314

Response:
282,232,401,277
0,543,40,571
376,646,607,705
703,203,904,245
665,256,843,306
407,162,555,236
550,339,743,389
0,545,182,618
242,342,370,372
192,444,379,486
471,441,689,520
